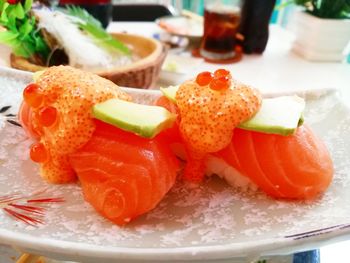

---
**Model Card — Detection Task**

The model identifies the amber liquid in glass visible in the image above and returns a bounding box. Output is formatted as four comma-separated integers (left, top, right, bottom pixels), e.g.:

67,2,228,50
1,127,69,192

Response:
200,5,241,60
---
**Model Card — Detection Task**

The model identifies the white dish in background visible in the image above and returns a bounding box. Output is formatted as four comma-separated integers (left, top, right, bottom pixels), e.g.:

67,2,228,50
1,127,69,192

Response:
156,15,203,40
1,67,350,262
159,54,203,85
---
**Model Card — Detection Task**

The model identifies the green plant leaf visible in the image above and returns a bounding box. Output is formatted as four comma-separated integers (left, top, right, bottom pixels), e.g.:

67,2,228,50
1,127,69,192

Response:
79,22,131,55
19,18,33,37
0,2,10,25
0,5,9,25
34,35,47,51
13,41,35,58
64,5,131,55
13,46,30,57
24,0,33,13
0,30,19,44
6,14,18,32
0,0,51,62
0,2,9,12
6,5,15,17
0,1,4,11
64,5,102,28
13,2,25,19
32,31,49,56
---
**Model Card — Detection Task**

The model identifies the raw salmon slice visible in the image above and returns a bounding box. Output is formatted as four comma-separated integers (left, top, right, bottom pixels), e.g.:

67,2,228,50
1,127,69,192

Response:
69,120,179,225
154,96,182,143
217,125,334,199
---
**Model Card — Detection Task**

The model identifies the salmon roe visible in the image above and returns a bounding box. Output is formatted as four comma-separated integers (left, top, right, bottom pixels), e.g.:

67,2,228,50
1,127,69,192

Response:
23,83,43,108
210,76,231,91
30,142,48,163
38,106,58,127
196,71,213,86
196,69,232,91
214,69,231,78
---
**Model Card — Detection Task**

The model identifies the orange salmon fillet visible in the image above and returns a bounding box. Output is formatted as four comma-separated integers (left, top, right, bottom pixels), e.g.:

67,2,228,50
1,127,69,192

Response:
69,120,180,225
217,126,334,199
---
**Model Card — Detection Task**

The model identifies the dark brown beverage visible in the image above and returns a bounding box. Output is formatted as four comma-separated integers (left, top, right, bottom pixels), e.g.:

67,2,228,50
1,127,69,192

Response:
200,4,241,60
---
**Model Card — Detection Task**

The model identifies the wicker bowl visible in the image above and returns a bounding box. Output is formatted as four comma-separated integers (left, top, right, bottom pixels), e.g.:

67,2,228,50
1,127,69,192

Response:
10,33,167,89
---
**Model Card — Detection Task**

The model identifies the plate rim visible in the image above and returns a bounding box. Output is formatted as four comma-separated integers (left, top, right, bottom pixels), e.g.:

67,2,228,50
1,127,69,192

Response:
1,224,350,260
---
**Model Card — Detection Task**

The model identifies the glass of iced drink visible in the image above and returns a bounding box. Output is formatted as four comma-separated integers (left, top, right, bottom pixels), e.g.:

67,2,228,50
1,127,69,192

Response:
200,0,241,61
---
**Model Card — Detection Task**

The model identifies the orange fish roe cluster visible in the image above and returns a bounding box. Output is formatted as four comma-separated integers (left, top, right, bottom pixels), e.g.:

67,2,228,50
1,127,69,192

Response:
175,69,262,182
25,66,131,183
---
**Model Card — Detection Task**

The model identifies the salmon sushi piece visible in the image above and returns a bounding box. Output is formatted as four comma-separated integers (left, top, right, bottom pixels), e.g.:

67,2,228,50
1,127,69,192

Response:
69,120,180,225
156,96,333,200
20,67,180,225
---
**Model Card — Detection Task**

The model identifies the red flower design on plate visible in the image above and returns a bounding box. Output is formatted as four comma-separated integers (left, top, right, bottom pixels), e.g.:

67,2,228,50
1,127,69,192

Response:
0,189,64,226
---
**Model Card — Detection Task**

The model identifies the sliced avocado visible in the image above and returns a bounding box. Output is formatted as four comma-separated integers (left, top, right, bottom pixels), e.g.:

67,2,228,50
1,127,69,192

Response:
238,96,305,136
33,70,45,82
160,85,305,136
160,86,179,103
92,98,176,138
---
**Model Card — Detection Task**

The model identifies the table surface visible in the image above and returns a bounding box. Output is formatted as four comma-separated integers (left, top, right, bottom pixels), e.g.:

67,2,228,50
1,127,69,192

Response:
1,21,350,263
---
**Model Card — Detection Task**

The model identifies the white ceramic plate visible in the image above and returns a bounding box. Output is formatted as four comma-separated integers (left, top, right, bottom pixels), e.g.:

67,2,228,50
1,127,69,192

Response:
1,67,350,263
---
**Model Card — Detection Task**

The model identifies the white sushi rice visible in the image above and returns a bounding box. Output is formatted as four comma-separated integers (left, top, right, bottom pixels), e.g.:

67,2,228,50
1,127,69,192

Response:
170,143,258,191
33,8,133,71
205,155,258,191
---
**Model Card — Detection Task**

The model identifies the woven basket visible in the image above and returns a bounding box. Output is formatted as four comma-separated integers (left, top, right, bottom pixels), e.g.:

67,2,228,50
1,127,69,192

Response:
10,33,167,89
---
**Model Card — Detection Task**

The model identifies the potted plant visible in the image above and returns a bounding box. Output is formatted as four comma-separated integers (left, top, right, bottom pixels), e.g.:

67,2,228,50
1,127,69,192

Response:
289,0,350,61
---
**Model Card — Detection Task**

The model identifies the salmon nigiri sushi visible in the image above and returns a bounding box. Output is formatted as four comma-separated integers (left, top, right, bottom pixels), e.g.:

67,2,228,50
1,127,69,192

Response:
156,69,334,200
19,66,179,225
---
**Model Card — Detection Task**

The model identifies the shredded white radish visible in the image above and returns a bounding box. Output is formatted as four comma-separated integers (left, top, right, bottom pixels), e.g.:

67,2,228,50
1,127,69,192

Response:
33,8,133,71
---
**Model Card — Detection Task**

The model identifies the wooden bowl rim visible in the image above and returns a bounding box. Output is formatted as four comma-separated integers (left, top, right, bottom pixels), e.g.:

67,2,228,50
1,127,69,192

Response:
10,32,165,74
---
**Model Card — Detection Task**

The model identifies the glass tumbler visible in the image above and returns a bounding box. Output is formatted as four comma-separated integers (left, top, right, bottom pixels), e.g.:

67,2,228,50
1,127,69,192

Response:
200,0,242,61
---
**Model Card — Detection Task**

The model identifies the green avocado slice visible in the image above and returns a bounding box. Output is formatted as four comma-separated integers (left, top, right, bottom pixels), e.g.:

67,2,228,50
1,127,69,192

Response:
238,96,305,136
92,98,176,138
160,86,305,136
160,86,178,103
